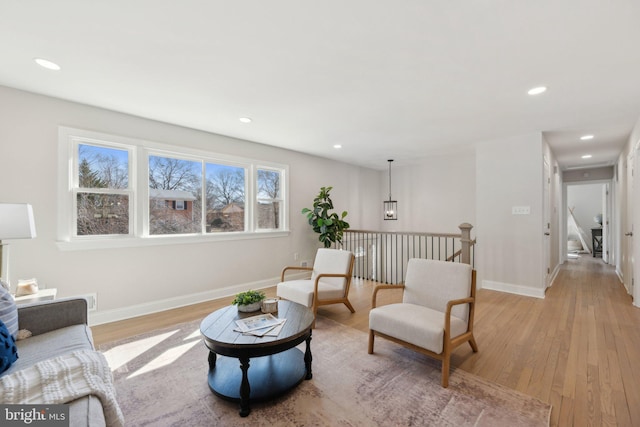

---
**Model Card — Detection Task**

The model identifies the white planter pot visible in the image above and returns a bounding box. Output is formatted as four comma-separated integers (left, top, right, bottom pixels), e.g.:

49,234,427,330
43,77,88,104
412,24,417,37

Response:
237,301,262,313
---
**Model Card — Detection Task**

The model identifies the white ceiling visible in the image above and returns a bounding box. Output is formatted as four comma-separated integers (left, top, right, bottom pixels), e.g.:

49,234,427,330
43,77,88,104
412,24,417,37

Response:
1,1,639,170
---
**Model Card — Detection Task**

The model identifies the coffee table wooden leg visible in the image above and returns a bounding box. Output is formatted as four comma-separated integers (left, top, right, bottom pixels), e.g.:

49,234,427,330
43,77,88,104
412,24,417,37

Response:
239,356,251,417
208,351,217,370
304,331,313,380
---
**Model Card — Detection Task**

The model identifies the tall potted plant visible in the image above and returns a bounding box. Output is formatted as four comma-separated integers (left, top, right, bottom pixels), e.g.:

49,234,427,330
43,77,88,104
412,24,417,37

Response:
302,186,350,248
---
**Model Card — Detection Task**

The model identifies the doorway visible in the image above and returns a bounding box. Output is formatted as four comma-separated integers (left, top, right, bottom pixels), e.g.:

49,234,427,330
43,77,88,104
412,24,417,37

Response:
565,182,610,263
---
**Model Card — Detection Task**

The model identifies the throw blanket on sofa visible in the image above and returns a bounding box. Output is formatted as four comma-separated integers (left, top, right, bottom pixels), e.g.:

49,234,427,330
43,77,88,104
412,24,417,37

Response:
0,349,124,427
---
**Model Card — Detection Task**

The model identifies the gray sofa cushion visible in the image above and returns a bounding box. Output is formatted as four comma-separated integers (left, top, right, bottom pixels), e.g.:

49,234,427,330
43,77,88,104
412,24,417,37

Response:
2,324,94,377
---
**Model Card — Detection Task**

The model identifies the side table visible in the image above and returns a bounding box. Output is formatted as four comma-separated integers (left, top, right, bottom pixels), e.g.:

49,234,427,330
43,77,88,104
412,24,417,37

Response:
13,288,57,305
591,228,603,258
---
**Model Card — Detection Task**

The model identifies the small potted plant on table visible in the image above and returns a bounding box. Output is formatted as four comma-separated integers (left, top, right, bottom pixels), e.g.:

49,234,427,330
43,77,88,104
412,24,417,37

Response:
232,290,266,312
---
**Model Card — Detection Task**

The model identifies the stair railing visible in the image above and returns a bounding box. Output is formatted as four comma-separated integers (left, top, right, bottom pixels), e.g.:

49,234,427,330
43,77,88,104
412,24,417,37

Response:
339,223,475,284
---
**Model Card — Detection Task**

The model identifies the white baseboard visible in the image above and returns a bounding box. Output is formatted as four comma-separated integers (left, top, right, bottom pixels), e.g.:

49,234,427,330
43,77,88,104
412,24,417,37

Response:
481,280,546,299
88,272,308,326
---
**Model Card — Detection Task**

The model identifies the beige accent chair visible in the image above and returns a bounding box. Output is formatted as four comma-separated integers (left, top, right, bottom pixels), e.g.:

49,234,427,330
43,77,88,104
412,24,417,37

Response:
277,248,356,324
368,258,478,387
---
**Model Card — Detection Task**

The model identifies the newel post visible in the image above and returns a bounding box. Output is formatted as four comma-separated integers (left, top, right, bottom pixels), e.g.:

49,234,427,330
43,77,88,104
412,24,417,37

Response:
459,223,473,265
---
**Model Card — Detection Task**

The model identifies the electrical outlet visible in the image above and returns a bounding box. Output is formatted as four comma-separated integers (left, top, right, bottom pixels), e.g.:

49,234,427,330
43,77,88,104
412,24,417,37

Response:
512,206,531,215
301,260,309,267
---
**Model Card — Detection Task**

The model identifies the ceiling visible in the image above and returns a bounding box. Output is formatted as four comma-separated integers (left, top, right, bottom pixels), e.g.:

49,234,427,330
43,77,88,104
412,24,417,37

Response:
1,1,639,170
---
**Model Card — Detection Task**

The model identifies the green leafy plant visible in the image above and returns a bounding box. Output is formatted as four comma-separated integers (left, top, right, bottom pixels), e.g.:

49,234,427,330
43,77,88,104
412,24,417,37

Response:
231,290,266,306
302,186,350,248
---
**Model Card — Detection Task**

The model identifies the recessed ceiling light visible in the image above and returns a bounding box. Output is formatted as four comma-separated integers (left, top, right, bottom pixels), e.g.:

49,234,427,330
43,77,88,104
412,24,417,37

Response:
582,154,592,159
239,117,252,123
527,86,547,95
34,58,61,71
580,135,594,140
333,144,342,149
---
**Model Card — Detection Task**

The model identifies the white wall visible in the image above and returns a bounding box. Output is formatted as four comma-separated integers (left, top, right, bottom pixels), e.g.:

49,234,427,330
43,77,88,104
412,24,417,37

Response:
476,133,546,297
0,86,379,323
379,150,476,234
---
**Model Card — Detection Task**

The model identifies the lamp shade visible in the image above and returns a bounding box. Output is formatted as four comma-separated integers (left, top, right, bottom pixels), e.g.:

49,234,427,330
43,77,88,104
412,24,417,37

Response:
0,204,37,240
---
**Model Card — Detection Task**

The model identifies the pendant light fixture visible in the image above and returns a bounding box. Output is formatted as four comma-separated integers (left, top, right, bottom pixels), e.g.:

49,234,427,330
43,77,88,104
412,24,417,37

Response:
384,159,397,220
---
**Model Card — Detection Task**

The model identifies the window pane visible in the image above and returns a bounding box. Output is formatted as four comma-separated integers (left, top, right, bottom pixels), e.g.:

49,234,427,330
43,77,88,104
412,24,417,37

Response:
258,200,281,229
76,193,129,235
257,169,280,199
257,169,281,229
149,155,202,235
205,163,245,232
78,144,128,189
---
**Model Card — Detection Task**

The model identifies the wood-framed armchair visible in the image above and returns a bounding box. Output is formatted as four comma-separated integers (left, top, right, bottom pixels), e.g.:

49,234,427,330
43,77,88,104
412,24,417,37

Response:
277,248,356,325
368,258,478,387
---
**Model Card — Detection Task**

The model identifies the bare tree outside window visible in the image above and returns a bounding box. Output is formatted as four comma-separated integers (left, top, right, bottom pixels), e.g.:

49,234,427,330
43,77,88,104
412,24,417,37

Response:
206,164,245,232
148,155,202,235
76,144,129,235
257,169,281,229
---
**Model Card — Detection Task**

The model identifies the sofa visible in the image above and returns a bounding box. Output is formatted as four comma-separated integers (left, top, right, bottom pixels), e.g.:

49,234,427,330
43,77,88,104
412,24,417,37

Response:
1,297,117,426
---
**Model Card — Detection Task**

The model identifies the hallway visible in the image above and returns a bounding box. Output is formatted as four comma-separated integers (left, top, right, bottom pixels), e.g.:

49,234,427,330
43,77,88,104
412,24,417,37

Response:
455,255,640,426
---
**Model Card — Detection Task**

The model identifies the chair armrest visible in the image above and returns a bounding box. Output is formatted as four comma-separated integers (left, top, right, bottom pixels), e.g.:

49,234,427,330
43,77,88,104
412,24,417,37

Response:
17,297,88,336
445,297,474,313
444,296,475,336
280,265,313,281
312,273,352,294
371,284,405,309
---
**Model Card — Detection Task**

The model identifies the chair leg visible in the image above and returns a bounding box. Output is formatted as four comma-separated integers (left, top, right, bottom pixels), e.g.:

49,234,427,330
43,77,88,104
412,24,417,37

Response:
469,335,478,353
311,302,318,329
442,355,450,388
343,299,356,313
368,330,375,354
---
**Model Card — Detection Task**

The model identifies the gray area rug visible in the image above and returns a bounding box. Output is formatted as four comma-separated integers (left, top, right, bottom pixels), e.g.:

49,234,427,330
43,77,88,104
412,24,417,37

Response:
99,316,551,426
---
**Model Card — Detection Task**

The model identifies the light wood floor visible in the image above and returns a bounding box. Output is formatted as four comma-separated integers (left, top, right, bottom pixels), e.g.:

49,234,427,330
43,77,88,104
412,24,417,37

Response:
92,255,640,427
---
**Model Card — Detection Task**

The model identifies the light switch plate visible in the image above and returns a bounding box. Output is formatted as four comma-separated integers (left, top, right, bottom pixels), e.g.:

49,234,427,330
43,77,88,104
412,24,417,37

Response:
512,206,531,215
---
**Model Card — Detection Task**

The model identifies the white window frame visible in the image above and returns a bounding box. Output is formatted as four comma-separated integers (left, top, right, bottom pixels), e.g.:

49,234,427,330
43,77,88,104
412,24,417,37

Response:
57,127,289,251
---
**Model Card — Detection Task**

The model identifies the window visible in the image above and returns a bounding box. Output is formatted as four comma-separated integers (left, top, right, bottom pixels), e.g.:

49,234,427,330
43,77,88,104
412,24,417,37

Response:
257,168,283,230
205,163,246,233
75,143,132,236
148,155,201,235
58,127,288,248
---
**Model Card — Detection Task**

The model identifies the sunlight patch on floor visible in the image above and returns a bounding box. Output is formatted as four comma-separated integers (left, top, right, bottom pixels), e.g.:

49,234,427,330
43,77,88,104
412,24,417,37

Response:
103,330,178,372
127,340,200,379
184,328,201,341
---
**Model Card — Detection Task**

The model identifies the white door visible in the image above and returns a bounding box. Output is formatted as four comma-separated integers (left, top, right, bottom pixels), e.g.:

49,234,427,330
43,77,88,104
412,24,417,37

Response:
602,184,609,264
543,159,551,286
632,148,640,306
626,153,635,299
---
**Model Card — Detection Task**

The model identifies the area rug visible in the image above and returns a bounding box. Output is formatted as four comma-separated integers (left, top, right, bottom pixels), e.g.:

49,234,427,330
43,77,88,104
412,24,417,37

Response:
98,316,551,426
